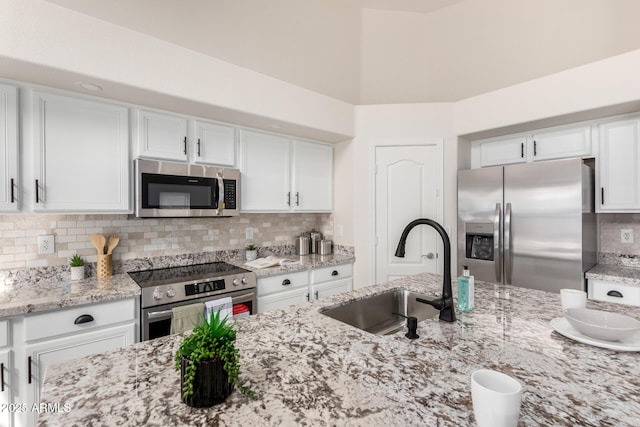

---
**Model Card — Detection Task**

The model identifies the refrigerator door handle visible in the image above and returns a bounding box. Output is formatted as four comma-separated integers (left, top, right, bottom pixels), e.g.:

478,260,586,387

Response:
494,203,502,283
505,202,513,284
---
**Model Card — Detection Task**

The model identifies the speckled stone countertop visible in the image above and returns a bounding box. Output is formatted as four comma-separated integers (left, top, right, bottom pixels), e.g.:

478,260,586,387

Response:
0,274,141,317
39,273,640,427
230,253,355,278
586,264,640,286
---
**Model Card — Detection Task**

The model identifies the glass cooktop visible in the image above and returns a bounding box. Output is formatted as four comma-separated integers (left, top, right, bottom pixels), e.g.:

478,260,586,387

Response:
128,262,251,288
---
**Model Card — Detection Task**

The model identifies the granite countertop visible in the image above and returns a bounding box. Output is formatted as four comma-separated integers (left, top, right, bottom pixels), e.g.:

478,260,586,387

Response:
0,274,141,318
228,253,355,278
586,264,640,286
39,273,640,426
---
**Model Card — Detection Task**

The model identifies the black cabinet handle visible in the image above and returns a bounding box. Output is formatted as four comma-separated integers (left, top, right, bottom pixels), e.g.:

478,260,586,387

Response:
183,137,187,155
331,270,339,276
35,179,40,203
533,140,537,156
197,138,201,157
10,178,14,203
282,279,291,286
601,187,605,205
314,291,319,299
287,192,291,206
306,293,310,301
520,142,524,158
295,192,300,206
1,362,4,392
28,356,32,384
606,290,623,298
74,314,95,324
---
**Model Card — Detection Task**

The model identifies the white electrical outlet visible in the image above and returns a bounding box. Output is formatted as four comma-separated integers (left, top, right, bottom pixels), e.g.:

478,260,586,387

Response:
245,227,254,240
38,234,55,254
621,229,634,244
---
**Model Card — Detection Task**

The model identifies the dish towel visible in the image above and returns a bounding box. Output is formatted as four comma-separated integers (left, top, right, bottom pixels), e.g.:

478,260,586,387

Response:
170,302,205,335
204,297,233,323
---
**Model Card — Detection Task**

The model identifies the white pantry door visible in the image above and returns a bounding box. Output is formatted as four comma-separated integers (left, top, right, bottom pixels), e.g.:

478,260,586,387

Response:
375,145,441,283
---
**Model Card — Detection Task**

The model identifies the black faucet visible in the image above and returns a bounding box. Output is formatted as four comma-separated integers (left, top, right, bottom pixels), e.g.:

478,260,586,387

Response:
394,218,456,323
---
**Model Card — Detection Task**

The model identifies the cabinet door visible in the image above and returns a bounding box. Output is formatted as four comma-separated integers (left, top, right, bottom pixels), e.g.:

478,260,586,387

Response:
530,126,591,161
0,84,18,212
257,288,309,313
291,140,333,211
311,278,352,301
193,120,236,166
478,136,526,167
137,109,188,161
32,92,130,212
0,349,12,427
599,119,640,211
21,323,135,427
239,129,291,211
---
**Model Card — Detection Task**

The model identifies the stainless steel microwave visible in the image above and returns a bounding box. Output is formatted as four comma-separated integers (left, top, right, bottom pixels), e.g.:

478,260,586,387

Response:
134,159,240,217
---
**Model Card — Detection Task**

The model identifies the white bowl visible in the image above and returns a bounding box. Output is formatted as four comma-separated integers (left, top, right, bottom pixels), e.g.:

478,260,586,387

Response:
564,308,640,342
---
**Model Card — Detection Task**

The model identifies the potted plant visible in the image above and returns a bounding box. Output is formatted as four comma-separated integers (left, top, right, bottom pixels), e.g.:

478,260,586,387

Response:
245,244,258,261
69,254,85,281
174,311,256,407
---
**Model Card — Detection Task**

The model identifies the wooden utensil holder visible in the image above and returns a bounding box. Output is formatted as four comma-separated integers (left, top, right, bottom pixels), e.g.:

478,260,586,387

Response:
97,254,112,278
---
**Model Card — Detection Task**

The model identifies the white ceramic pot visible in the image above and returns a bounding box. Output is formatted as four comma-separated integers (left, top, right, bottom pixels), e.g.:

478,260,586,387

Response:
70,265,85,281
245,250,257,261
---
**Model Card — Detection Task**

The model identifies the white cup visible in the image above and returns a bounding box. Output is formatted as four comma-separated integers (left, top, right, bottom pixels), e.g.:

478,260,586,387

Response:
471,369,522,427
560,289,587,311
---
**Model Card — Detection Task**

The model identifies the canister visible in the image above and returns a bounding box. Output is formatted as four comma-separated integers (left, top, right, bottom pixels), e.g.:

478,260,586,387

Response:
296,234,311,255
318,239,333,255
309,229,323,254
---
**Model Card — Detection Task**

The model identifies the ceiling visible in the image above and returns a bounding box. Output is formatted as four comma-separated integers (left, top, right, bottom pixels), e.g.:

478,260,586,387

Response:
44,0,640,105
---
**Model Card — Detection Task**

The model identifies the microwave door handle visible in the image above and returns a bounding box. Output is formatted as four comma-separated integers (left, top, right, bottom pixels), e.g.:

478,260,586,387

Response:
216,173,224,214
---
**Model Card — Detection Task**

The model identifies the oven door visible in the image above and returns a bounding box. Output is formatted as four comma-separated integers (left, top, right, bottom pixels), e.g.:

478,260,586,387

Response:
141,289,256,341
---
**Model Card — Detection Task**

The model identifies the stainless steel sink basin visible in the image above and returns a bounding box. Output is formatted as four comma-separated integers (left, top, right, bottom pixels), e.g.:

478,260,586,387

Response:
320,289,440,335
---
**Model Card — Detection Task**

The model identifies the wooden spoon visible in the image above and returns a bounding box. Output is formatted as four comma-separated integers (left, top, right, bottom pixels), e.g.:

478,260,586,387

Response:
90,234,105,255
106,234,120,255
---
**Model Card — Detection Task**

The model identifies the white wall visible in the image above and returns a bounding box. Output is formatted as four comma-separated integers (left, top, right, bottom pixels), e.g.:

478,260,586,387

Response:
0,0,355,141
351,103,455,288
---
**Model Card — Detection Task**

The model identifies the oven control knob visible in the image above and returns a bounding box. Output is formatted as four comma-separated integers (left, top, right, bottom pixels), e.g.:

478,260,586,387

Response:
241,277,249,285
153,287,163,300
232,278,241,286
166,287,176,298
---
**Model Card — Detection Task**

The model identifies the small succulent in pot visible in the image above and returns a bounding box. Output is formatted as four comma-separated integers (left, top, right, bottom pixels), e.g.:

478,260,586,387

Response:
69,254,86,281
245,244,258,261
174,311,256,407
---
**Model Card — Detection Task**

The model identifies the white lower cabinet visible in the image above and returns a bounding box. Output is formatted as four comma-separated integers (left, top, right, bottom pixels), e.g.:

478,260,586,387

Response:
588,279,640,307
257,264,353,313
11,298,137,427
0,317,13,427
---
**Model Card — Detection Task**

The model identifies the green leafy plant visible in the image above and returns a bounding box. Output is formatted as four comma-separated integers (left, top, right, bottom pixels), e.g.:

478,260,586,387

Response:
174,311,256,400
245,244,257,251
69,254,85,267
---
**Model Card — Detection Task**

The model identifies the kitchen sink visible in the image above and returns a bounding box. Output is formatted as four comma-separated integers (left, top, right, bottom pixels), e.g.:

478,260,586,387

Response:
320,289,440,335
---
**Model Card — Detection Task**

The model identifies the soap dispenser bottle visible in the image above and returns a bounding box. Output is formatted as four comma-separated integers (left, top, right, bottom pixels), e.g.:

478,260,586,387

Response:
457,265,475,312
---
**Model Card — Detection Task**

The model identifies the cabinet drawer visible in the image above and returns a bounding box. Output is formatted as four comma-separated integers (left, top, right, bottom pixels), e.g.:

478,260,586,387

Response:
257,271,309,296
589,280,640,307
25,298,136,342
311,264,353,284
0,320,8,348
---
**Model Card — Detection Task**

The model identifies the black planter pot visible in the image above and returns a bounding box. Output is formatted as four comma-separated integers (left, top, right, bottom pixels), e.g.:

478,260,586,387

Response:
180,356,233,407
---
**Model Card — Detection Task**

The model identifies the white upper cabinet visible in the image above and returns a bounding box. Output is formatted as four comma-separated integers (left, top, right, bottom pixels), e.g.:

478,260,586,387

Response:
291,139,333,211
239,129,333,212
473,123,594,168
192,119,236,166
530,126,591,162
31,91,130,212
478,135,527,167
240,129,291,211
598,118,640,212
0,83,19,212
136,109,188,161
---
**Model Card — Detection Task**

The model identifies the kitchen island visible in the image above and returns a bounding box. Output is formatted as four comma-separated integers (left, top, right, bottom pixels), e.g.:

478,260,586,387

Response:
38,273,640,426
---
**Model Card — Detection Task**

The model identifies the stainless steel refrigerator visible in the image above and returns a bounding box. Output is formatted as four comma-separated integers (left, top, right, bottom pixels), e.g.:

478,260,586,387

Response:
457,158,597,293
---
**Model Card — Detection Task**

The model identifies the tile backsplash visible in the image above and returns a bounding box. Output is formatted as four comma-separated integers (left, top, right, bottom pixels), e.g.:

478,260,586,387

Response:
0,213,333,270
599,213,640,267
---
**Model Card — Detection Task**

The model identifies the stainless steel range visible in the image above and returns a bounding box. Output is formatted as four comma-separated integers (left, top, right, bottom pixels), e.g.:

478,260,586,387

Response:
128,262,257,341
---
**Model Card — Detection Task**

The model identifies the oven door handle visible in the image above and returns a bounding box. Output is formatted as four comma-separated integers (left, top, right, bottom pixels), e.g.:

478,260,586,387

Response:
147,309,174,321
